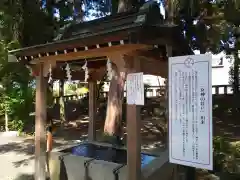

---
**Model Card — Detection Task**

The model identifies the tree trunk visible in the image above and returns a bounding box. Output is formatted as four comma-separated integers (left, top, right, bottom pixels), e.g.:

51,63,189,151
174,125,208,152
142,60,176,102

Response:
5,110,8,132
232,46,240,117
103,0,135,137
233,53,239,94
164,0,174,23
46,0,54,18
233,26,240,95
117,0,132,12
73,0,84,22
104,65,126,136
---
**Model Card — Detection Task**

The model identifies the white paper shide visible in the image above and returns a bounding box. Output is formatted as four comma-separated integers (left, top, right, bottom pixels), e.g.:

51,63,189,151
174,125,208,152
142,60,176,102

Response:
169,54,213,170
126,72,144,105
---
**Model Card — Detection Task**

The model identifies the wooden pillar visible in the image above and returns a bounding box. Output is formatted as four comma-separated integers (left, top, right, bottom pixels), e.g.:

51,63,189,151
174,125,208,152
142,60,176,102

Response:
166,45,180,180
127,58,141,180
35,63,47,180
165,45,172,149
88,81,97,141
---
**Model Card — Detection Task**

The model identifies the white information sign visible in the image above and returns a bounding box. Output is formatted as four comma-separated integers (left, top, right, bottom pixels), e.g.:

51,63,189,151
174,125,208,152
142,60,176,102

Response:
169,54,213,170
126,72,144,105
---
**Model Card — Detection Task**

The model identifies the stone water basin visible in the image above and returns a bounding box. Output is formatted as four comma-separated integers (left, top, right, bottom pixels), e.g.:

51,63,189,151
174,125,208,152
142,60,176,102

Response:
62,143,156,167
49,142,173,180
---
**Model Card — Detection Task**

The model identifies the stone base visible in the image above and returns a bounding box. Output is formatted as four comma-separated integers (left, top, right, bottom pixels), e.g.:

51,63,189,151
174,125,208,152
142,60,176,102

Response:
48,141,174,180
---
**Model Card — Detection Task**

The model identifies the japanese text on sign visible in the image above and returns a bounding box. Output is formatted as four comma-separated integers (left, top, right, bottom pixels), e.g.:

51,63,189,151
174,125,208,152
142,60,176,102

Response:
126,72,144,105
169,54,213,170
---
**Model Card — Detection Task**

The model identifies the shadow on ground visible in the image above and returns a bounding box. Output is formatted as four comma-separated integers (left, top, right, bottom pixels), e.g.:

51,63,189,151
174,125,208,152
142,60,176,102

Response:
13,156,34,168
0,138,67,155
14,173,33,180
0,140,34,155
0,138,70,167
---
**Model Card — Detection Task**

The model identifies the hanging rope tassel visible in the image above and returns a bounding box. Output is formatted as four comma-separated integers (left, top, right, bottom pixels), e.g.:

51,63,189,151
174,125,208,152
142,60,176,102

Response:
48,64,53,84
65,63,72,82
106,58,113,81
82,61,89,82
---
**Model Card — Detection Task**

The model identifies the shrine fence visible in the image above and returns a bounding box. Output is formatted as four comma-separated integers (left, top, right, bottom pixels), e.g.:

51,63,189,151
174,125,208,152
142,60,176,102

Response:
53,84,234,103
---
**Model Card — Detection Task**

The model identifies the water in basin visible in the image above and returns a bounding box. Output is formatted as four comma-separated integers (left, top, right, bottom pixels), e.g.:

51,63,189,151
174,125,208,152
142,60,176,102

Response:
61,143,156,167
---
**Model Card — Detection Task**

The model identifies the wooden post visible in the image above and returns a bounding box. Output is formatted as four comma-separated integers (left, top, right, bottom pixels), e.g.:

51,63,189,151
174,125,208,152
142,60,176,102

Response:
88,81,97,141
127,57,141,180
127,105,141,180
35,63,47,180
166,45,180,180
165,45,172,150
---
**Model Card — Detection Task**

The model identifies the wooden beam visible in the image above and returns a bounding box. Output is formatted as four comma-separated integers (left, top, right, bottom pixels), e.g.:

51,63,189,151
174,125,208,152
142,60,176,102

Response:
126,57,141,180
52,66,106,81
35,63,47,180
14,31,131,57
88,81,97,141
128,49,168,77
140,58,168,77
32,44,149,63
56,59,107,69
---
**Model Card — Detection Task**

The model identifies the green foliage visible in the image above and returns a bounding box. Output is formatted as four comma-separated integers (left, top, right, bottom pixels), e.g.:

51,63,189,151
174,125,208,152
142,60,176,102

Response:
0,32,34,132
213,136,240,172
0,0,239,134
0,0,74,131
166,0,240,97
10,119,24,133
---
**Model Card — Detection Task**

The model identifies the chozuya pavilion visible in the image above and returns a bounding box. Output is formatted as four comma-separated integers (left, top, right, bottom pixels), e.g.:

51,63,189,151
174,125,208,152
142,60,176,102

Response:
8,2,191,180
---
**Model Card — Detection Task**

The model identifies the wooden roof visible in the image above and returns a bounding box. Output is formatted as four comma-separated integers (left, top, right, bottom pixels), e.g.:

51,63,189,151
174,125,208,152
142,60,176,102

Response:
9,2,191,66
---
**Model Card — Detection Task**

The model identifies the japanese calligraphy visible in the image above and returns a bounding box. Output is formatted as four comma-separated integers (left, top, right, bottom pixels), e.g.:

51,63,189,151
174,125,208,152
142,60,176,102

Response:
126,72,144,105
169,54,213,170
